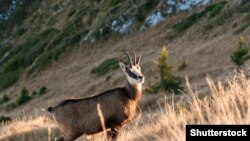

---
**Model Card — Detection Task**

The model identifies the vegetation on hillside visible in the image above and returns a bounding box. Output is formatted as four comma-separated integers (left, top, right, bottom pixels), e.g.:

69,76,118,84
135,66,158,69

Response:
4,86,48,111
146,47,183,94
1,75,250,141
173,1,226,33
0,0,250,140
231,36,250,66
91,58,119,76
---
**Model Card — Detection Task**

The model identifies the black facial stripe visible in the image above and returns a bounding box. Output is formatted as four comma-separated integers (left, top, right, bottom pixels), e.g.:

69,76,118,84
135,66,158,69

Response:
128,70,138,79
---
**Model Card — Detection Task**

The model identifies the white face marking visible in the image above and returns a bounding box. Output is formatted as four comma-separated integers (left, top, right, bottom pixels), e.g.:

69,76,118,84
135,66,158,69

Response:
119,62,144,85
126,65,144,85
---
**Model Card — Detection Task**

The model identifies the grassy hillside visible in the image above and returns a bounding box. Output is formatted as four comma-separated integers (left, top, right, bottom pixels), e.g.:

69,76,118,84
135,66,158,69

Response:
1,0,250,140
1,75,250,141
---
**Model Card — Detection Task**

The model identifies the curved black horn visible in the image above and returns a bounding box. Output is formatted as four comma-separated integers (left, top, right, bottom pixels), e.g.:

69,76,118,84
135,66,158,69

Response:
123,49,133,65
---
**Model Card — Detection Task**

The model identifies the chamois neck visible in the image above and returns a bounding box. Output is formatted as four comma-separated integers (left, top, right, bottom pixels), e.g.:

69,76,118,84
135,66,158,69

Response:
125,81,142,101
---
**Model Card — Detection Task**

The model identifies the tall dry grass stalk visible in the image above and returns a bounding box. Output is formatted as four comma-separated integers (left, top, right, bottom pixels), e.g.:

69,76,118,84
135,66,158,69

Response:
117,74,250,141
0,74,250,141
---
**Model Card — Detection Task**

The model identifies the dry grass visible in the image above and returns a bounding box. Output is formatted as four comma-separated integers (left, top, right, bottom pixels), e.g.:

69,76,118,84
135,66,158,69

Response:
1,74,250,141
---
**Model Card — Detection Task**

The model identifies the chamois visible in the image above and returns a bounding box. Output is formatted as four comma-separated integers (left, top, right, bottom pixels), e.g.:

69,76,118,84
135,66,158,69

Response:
47,50,145,141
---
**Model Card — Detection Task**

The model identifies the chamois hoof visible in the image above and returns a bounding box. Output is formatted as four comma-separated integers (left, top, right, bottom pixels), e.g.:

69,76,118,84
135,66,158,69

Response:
54,137,64,141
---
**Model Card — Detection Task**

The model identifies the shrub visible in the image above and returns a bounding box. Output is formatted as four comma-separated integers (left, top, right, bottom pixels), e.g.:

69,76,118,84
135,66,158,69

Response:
0,70,20,91
204,1,226,18
47,23,76,48
141,0,159,12
94,26,111,41
32,90,38,96
0,115,11,123
135,7,146,22
39,86,48,95
31,45,65,72
0,44,11,60
146,47,183,94
173,12,204,33
15,27,26,36
231,36,250,66
91,58,119,76
16,87,31,106
5,102,17,111
174,1,227,33
234,23,250,34
68,9,76,17
0,94,9,105
178,61,187,71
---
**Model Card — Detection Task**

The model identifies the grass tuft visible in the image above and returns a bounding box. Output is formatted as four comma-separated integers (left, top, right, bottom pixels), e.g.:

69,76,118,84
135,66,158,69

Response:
91,58,119,76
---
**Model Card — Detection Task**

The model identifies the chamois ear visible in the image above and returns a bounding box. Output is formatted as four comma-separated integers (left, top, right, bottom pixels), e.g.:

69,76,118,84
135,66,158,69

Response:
119,61,127,73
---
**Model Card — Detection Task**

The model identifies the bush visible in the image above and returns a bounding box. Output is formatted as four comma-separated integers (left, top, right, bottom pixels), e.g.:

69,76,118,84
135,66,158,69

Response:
31,45,65,72
39,86,48,95
0,94,9,105
32,90,38,96
5,102,17,111
146,47,183,94
94,25,111,41
91,58,119,76
108,0,126,7
0,115,11,123
68,8,76,17
16,87,31,106
231,36,250,66
0,44,11,60
204,1,226,18
174,1,226,33
173,12,204,33
0,70,20,91
15,27,26,36
178,61,187,71
234,23,250,34
141,0,159,12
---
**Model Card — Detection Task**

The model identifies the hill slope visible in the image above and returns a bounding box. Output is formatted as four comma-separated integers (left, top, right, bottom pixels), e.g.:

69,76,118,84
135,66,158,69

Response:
0,0,250,139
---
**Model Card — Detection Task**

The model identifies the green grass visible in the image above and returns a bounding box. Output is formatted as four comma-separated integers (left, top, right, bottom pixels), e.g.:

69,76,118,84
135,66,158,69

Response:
30,46,65,73
0,0,43,34
234,23,250,34
15,27,26,37
68,8,76,17
91,58,119,76
141,0,159,12
0,27,60,90
174,1,227,33
0,94,9,105
173,12,205,33
204,1,226,18
0,44,11,60
0,70,20,91
4,87,32,111
94,25,111,41
108,0,126,8
16,88,31,106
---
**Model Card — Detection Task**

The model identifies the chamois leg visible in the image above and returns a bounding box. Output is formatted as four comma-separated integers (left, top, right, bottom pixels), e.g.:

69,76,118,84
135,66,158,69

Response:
63,132,82,141
107,126,122,141
55,136,64,141
55,131,80,141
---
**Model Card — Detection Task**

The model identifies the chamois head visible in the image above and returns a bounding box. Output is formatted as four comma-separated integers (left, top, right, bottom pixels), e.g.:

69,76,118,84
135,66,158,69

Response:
119,50,145,85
